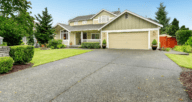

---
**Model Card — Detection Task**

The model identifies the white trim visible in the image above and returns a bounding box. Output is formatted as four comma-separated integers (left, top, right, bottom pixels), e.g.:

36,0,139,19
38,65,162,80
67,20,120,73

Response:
53,23,71,32
68,32,70,45
148,30,150,49
107,32,109,48
91,33,100,39
102,28,160,33
158,28,160,49
74,33,76,45
81,31,83,43
90,9,117,19
98,10,163,30
100,30,102,47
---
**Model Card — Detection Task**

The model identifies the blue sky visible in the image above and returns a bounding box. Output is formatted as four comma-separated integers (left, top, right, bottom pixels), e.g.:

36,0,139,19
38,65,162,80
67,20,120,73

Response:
29,0,192,29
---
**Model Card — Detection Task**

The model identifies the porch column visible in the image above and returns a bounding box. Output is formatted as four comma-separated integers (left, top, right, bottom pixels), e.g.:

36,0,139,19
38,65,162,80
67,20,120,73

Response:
68,32,70,46
81,31,83,43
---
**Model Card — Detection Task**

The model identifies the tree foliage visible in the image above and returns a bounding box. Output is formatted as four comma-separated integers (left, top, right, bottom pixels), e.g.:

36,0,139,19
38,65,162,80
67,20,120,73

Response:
0,16,25,45
34,7,55,46
167,18,179,36
155,3,170,34
180,25,189,30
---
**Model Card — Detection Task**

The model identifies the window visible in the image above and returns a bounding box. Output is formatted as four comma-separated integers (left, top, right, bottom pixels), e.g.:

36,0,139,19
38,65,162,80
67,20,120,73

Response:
61,31,68,40
74,22,78,25
82,21,87,24
125,13,128,19
92,34,99,39
98,16,109,23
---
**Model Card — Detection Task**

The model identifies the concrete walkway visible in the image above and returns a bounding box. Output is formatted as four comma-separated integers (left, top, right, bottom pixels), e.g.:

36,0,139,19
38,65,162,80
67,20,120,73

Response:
0,49,189,102
163,49,189,55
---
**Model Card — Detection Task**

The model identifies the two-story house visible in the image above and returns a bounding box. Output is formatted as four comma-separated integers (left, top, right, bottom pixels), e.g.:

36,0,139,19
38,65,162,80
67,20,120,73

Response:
53,9,163,49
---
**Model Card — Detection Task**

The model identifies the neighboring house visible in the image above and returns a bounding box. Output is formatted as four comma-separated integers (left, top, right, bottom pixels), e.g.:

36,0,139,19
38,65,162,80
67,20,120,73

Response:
53,9,163,49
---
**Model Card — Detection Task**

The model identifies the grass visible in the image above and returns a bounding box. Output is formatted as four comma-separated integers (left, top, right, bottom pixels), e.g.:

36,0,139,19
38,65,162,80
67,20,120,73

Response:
31,48,92,67
165,53,192,69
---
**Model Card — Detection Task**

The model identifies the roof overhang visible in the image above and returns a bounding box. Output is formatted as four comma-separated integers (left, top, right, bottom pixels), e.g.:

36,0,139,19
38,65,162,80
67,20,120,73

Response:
53,23,71,32
90,9,117,19
98,10,163,30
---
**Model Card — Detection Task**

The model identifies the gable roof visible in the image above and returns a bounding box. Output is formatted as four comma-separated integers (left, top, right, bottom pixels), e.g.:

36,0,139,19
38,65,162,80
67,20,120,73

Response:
69,9,120,23
90,9,117,19
53,23,104,32
98,10,163,30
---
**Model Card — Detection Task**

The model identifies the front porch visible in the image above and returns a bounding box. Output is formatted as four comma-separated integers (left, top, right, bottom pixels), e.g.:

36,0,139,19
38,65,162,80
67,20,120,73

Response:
60,30,102,47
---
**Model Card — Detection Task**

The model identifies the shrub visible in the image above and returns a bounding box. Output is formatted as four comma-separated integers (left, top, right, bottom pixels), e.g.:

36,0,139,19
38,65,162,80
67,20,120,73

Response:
0,42,7,46
166,48,171,52
48,39,65,49
185,36,192,47
81,42,100,49
9,45,34,64
176,30,192,45
0,57,14,74
102,39,106,45
173,45,192,53
152,39,157,45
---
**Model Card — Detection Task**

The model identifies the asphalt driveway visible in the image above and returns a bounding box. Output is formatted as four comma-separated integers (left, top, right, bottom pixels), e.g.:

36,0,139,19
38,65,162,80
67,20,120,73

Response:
0,49,189,102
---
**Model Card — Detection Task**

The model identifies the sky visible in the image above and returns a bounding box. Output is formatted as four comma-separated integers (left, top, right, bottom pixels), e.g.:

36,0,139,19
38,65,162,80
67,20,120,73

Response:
29,0,192,29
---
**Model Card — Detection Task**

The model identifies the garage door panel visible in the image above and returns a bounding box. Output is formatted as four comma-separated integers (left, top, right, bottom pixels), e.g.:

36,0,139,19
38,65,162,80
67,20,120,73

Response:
109,32,148,49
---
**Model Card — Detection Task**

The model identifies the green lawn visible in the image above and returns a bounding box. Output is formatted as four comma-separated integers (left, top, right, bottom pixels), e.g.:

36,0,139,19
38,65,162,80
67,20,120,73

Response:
166,53,192,69
31,48,92,67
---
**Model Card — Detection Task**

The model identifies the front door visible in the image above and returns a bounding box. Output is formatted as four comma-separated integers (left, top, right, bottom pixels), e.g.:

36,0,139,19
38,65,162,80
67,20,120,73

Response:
83,33,87,39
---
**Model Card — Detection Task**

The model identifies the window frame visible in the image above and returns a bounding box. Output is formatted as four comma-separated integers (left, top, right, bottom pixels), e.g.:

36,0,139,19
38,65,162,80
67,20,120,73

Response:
91,33,100,39
82,21,87,24
61,30,68,40
74,22,78,25
98,15,110,23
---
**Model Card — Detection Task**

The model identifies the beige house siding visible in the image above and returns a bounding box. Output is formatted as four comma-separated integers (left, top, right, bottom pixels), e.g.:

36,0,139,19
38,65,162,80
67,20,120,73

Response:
108,32,148,49
70,32,75,45
101,32,107,44
102,13,158,31
54,25,65,39
70,20,93,26
93,11,116,24
150,30,159,47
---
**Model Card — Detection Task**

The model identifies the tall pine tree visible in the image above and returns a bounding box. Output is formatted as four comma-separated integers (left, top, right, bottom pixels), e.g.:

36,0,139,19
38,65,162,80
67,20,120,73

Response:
34,7,55,47
167,18,179,36
155,3,170,34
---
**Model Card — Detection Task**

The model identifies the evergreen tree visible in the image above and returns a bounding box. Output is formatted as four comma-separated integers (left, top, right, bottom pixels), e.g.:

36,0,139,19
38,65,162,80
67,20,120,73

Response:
34,7,55,47
155,3,170,34
180,25,189,30
167,18,179,36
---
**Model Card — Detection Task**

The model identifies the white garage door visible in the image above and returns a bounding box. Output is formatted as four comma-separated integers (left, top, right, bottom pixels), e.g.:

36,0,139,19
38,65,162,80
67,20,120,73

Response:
109,32,148,49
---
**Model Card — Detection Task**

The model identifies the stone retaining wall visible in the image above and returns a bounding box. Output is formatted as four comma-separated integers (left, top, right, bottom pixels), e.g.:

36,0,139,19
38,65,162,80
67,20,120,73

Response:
0,46,10,57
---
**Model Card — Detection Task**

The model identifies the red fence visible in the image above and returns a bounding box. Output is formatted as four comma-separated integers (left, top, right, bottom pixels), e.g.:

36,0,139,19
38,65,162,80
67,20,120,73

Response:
160,36,177,48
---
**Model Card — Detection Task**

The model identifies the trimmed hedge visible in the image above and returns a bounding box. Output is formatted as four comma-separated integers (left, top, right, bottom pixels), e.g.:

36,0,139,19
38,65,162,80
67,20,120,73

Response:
0,57,14,73
81,42,100,49
9,45,34,64
176,30,192,45
185,36,192,47
48,39,65,49
173,45,192,53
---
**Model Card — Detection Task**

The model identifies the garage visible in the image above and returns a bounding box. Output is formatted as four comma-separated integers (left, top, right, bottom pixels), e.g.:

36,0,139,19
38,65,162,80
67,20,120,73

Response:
109,31,148,49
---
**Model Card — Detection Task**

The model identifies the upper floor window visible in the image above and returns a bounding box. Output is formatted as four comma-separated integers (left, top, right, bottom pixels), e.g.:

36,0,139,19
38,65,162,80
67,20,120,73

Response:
74,22,78,25
98,16,109,23
82,21,87,24
125,13,128,19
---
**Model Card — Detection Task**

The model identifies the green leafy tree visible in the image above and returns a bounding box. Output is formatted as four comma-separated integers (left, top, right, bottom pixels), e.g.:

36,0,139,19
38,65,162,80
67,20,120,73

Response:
0,17,25,45
34,7,55,47
155,3,170,34
167,18,179,36
180,25,189,30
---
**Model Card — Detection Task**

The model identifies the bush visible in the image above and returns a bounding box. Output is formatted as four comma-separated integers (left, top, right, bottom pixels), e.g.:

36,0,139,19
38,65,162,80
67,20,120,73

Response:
185,36,192,47
0,42,7,46
81,42,100,49
102,39,106,45
0,57,14,74
176,30,192,45
166,48,171,52
9,45,34,64
173,45,192,53
48,39,65,49
152,39,157,45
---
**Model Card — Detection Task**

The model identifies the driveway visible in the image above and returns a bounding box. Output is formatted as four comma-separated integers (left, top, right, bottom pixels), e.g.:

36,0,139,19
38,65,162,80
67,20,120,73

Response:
0,49,188,102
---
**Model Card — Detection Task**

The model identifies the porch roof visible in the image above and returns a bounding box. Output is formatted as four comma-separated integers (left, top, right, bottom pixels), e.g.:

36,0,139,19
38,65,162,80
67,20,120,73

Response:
58,23,104,32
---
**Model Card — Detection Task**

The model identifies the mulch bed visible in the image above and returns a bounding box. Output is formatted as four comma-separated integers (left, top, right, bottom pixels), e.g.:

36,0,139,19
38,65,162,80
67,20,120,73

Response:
0,63,34,77
180,67,192,100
